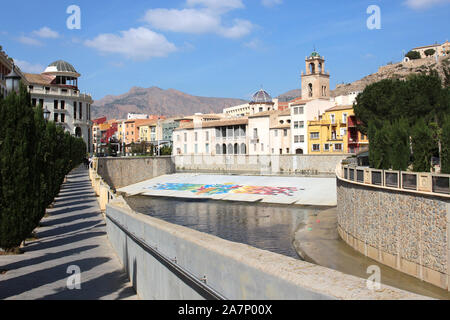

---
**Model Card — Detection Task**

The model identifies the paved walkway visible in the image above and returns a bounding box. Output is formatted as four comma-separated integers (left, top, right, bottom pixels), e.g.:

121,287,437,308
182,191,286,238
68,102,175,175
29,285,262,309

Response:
0,167,137,300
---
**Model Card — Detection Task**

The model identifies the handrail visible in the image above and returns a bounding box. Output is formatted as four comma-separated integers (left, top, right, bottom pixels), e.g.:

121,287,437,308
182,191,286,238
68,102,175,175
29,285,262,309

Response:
106,213,228,301
338,164,450,198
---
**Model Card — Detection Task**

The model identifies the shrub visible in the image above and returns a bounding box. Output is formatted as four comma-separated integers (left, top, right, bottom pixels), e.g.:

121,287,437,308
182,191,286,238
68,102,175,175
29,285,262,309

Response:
405,50,421,60
424,49,436,57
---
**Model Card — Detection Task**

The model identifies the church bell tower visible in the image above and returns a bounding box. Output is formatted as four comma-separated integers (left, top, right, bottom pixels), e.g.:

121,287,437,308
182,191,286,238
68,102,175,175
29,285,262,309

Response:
301,51,330,100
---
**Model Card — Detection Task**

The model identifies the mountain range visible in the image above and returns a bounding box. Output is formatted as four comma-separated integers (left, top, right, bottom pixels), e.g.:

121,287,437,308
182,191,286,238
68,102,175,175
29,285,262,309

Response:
91,87,249,120
92,56,449,120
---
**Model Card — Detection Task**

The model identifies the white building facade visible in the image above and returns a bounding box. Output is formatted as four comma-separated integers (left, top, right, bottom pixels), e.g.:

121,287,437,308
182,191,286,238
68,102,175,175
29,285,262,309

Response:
25,60,93,153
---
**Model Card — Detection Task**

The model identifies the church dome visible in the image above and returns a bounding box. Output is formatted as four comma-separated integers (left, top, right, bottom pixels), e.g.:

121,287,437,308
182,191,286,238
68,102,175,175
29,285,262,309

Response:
43,60,79,76
252,89,272,103
310,51,320,57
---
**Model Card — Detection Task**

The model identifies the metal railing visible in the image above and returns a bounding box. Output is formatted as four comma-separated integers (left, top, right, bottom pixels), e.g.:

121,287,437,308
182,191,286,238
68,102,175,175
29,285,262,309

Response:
340,164,450,196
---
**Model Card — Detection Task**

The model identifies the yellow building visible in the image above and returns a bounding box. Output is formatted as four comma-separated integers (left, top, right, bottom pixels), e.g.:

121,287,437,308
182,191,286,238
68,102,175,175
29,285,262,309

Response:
138,120,158,143
307,105,354,154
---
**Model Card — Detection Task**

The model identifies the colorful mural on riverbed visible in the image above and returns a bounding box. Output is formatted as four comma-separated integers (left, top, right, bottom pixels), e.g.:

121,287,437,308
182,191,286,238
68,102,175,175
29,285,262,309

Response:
146,183,298,197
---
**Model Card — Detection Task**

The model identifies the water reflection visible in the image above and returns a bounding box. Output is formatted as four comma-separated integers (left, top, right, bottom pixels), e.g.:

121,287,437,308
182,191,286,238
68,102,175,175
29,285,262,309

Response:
125,196,325,259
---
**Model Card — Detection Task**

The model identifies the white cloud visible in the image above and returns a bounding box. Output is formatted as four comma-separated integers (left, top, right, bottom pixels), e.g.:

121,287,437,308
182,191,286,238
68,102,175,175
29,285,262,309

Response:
84,27,177,60
261,0,283,7
404,0,450,9
32,27,59,39
17,36,43,46
219,19,253,39
143,0,252,39
244,38,263,50
14,59,45,73
187,0,244,12
144,9,221,34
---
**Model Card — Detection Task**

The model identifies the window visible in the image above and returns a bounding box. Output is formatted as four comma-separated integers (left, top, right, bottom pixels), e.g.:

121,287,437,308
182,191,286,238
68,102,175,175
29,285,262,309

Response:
253,128,258,139
280,149,283,155
310,132,320,140
272,148,275,154
206,131,209,141
61,100,65,110
39,99,44,106
275,130,278,137
294,135,305,143
32,99,37,106
54,113,59,122
259,107,263,112
184,133,187,142
61,114,66,123
294,106,304,115
334,144,343,151
205,143,210,153
54,100,58,110
294,122,299,129
312,144,320,152
79,103,83,119
177,135,180,142
184,145,187,154
324,144,330,151
195,144,198,154
261,143,264,152
342,113,348,124
286,148,290,154
195,132,198,142
299,121,304,128
330,114,335,124
284,129,288,137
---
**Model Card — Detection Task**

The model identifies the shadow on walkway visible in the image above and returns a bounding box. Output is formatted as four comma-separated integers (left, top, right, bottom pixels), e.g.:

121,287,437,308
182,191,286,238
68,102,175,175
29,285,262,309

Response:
0,167,137,300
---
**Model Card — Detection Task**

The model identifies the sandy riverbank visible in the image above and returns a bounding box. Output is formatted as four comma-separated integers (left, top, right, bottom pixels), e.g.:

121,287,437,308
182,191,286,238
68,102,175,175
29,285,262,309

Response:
293,208,450,300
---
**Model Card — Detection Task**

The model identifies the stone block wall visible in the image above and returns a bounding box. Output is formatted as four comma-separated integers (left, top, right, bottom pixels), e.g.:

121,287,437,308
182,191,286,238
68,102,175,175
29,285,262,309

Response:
337,178,450,290
97,156,176,189
174,154,348,175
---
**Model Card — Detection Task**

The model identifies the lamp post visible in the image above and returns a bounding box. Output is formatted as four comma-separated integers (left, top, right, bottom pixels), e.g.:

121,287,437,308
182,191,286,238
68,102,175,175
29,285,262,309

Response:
5,64,21,95
43,106,51,122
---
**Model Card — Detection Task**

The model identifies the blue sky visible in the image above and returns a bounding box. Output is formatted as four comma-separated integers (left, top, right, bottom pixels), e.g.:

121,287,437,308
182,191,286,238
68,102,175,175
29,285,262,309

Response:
0,0,449,101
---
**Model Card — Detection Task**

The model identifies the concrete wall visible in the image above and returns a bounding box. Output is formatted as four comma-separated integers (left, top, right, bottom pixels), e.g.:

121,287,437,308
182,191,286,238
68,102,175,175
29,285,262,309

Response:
96,156,175,189
337,177,450,290
174,154,348,175
105,201,424,300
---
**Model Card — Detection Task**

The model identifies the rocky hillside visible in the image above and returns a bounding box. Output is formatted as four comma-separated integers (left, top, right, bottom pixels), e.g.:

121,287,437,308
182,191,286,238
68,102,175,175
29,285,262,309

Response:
276,89,301,102
332,56,450,97
92,86,248,119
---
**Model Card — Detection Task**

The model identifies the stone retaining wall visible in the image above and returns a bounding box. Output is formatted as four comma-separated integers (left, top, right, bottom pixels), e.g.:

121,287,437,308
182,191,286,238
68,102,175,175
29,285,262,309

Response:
96,156,175,189
337,177,450,290
174,154,348,176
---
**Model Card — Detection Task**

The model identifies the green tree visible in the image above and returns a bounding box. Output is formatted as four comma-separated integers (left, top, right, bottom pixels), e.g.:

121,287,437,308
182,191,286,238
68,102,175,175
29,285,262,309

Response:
405,50,421,60
411,118,434,172
424,49,436,57
441,115,450,174
368,120,390,169
388,118,411,171
0,86,42,250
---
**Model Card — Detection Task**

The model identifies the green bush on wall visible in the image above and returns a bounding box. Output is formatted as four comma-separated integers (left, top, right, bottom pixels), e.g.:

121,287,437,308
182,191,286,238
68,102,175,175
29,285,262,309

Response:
0,85,86,251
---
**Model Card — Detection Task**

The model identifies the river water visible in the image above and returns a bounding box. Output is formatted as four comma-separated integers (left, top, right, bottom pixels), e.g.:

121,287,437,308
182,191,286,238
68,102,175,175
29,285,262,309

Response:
125,196,327,259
